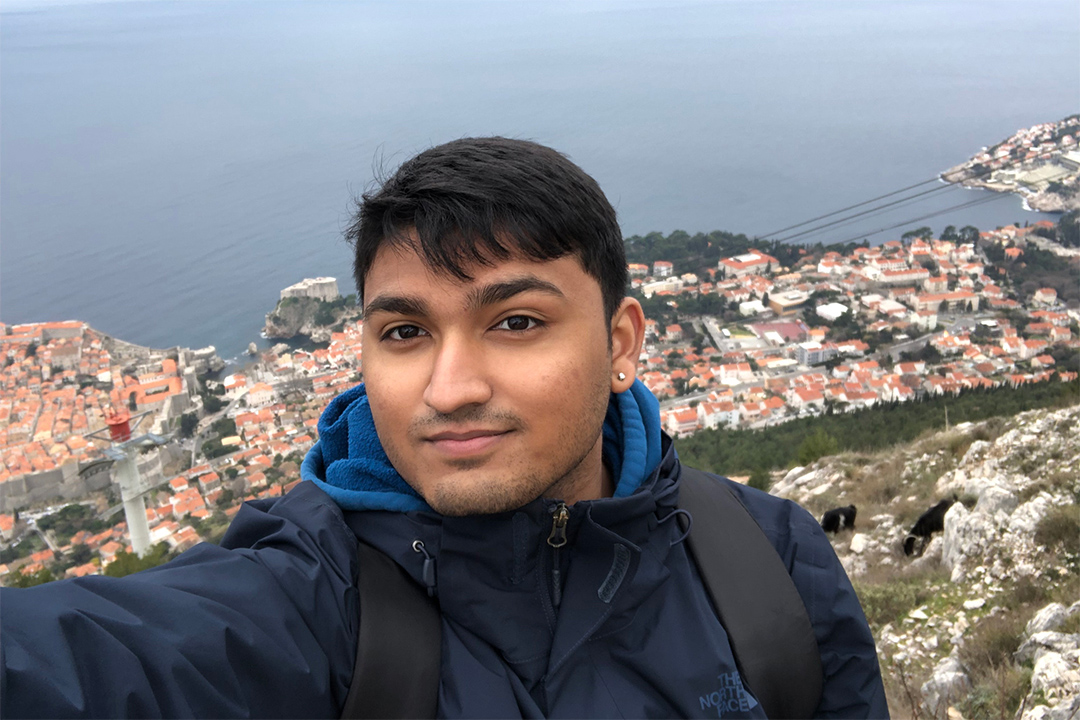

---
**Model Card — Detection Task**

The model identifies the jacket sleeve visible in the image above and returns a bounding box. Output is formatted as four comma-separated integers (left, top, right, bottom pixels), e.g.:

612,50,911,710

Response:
729,482,890,719
0,481,359,719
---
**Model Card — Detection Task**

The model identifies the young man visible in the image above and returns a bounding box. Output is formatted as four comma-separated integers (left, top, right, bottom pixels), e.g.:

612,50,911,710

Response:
1,138,888,718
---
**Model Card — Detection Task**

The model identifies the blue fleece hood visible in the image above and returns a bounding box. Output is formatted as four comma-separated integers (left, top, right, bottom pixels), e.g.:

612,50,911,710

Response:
301,379,662,512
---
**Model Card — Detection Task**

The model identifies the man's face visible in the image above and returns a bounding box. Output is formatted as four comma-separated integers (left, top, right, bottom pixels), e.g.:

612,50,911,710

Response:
361,240,622,516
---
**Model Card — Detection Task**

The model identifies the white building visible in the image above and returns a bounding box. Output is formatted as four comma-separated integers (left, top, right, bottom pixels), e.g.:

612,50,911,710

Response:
815,303,849,322
280,277,341,302
796,342,836,366
739,300,766,316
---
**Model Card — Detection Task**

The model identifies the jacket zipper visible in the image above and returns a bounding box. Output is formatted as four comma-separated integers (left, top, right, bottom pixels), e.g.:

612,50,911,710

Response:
547,502,569,609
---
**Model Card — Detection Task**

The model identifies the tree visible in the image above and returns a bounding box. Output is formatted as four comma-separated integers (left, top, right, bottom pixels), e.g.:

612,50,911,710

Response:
6,566,55,588
211,417,236,438
941,225,959,242
203,394,224,414
797,428,839,465
1059,210,1079,248
104,543,171,578
179,413,198,439
748,466,771,492
68,544,93,566
959,226,980,244
900,227,931,243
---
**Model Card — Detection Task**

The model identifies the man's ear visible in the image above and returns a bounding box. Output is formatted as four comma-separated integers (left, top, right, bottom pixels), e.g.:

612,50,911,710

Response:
610,297,646,393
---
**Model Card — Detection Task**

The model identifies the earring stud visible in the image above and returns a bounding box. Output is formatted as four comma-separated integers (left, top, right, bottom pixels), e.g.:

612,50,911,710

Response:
617,372,626,381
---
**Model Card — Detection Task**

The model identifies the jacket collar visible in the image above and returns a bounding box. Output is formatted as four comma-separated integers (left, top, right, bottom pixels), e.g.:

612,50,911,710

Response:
342,435,683,692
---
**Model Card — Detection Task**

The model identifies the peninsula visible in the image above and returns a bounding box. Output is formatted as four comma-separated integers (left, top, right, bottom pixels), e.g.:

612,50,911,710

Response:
262,277,362,343
941,115,1080,212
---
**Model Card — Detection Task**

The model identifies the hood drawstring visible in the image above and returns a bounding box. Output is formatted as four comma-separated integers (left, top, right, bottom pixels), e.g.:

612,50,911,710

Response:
658,508,693,546
412,540,437,597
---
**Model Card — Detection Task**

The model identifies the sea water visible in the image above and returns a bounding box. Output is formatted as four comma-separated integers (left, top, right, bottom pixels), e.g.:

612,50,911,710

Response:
1,0,1077,358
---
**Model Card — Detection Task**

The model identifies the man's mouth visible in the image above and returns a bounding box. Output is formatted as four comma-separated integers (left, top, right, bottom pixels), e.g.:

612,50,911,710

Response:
424,429,512,457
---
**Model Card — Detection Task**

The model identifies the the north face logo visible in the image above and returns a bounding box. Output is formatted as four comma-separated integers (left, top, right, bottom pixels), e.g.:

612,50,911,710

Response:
698,671,759,717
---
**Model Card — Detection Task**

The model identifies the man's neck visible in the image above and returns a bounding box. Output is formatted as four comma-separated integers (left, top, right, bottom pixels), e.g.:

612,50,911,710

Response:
542,437,612,505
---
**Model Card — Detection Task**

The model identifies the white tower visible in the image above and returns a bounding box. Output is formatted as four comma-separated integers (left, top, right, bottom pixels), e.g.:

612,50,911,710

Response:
91,408,169,558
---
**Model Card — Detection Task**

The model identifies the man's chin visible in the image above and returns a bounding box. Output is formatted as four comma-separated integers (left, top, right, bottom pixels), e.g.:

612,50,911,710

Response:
420,477,543,517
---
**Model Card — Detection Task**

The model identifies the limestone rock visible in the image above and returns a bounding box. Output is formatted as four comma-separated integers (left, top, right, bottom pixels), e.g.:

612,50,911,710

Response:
1009,494,1055,537
850,533,868,555
974,484,1018,517
942,503,998,583
907,536,944,574
1031,650,1080,702
921,656,971,718
1015,631,1080,665
1019,696,1080,720
1026,603,1070,637
960,440,991,466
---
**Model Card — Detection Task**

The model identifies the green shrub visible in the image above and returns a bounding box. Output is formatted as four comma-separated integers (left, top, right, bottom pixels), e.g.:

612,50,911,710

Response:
948,433,973,459
1059,612,1080,635
853,576,938,630
1003,577,1051,608
797,428,839,465
1034,504,1080,555
960,664,1031,720
961,613,1025,673
5,566,55,588
104,543,172,578
748,466,771,492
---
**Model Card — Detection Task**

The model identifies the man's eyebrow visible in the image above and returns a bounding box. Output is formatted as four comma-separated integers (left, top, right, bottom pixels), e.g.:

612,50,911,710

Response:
363,294,431,318
466,277,566,311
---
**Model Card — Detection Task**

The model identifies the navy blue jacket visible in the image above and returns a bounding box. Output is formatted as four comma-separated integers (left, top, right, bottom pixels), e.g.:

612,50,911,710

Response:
1,435,888,718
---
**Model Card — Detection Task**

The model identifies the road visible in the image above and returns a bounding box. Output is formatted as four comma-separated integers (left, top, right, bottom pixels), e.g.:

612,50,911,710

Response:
880,314,994,362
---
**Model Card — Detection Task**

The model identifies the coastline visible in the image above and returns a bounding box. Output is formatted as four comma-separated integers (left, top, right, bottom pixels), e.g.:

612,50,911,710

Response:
939,115,1080,214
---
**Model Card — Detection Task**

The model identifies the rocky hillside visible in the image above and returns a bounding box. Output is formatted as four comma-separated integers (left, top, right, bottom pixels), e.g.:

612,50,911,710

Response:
771,403,1080,720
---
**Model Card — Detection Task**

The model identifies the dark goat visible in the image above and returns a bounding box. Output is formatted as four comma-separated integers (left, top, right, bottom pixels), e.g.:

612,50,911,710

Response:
903,495,957,556
821,505,857,534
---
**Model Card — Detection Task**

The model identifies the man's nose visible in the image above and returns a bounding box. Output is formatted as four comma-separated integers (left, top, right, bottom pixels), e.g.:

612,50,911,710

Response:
422,335,493,414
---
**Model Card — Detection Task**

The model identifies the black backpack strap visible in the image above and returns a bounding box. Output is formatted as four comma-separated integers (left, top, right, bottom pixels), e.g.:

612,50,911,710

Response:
340,541,441,719
678,467,823,720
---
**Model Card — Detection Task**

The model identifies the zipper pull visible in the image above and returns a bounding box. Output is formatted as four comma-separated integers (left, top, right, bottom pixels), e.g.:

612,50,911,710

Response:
548,502,569,609
547,502,569,548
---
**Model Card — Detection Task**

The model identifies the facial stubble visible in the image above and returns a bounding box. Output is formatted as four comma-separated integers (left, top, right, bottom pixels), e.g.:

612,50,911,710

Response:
385,367,613,517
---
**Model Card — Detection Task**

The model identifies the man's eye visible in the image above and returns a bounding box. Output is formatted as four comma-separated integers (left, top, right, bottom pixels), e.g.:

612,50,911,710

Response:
494,316,542,332
385,325,427,341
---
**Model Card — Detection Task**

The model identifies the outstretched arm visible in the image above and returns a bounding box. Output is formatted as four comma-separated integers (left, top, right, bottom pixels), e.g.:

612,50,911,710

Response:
1,482,358,719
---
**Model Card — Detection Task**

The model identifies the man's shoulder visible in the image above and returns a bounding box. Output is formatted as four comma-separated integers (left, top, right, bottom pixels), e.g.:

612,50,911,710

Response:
221,479,356,552
681,466,820,536
678,464,832,571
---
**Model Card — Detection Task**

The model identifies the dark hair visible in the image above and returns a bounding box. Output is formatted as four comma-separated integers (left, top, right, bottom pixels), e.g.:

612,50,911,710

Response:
348,137,627,323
